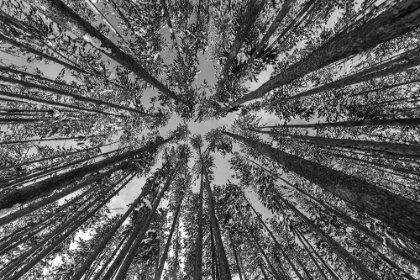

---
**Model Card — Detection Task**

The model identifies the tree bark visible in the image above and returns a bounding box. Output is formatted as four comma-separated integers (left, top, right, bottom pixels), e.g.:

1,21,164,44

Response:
0,136,173,210
258,117,420,130
193,175,204,280
230,0,420,107
253,129,420,158
224,131,420,245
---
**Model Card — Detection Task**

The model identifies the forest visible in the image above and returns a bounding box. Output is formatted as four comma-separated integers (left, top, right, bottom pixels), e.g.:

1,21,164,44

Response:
0,0,420,279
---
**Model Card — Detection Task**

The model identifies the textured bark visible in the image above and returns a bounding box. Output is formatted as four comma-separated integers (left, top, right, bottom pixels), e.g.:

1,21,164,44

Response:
224,131,420,244
231,0,420,107
32,0,184,104
254,129,420,158
153,196,183,280
0,136,173,210
257,118,420,129
193,175,204,280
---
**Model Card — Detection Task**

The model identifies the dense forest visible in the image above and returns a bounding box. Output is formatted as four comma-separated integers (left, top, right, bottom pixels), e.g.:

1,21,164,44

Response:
0,0,420,279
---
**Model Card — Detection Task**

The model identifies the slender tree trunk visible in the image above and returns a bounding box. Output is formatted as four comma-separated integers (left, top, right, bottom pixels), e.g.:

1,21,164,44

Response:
237,248,249,280
0,75,153,117
109,160,181,280
193,175,204,280
3,172,131,280
153,195,183,280
243,193,303,280
0,142,115,171
257,118,420,130
229,231,243,280
201,161,232,279
32,0,184,104
70,173,157,280
0,135,100,146
230,0,420,107
0,90,124,117
258,262,271,280
210,225,217,280
0,33,91,75
286,47,420,101
0,136,173,210
244,224,284,280
224,131,420,244
272,192,380,280
253,129,420,158
215,0,266,94
0,164,125,226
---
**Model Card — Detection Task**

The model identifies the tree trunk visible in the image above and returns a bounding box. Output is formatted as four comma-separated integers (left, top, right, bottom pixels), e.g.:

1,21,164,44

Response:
272,192,380,280
229,231,243,280
70,173,157,280
193,175,204,280
0,136,173,210
215,0,266,95
286,46,420,101
230,0,420,107
110,160,181,280
254,129,420,158
0,75,153,117
3,172,131,280
0,164,126,226
153,195,183,280
224,131,420,244
32,0,184,104
201,162,232,279
0,90,124,117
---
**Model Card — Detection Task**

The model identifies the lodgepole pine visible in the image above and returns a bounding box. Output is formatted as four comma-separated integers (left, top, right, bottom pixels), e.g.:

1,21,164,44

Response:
229,0,420,108
0,136,173,211
224,131,420,244
193,174,204,280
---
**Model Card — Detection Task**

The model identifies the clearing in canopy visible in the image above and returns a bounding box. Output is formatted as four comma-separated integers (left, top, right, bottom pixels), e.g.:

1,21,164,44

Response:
1,0,420,279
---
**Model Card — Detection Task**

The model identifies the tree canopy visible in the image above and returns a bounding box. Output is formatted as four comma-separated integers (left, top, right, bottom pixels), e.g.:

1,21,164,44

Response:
1,0,420,279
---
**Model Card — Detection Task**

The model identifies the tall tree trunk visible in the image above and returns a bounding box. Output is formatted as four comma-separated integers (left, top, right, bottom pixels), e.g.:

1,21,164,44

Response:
110,160,181,280
3,172,132,280
0,90,124,117
272,192,380,280
228,231,243,280
0,164,126,226
258,262,271,280
0,75,153,117
286,46,420,101
224,131,420,244
153,195,183,280
200,160,232,279
230,0,420,107
215,0,266,95
0,136,173,210
257,118,420,130
253,129,420,158
243,197,303,280
32,0,184,104
70,173,159,280
193,175,204,280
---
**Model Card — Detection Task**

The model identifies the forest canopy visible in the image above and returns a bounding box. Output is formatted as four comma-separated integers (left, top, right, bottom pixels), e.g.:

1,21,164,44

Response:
0,0,420,279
